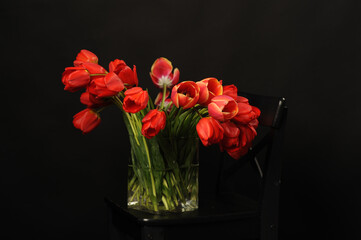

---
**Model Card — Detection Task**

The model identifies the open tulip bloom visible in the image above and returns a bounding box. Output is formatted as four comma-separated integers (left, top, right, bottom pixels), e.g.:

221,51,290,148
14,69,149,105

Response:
62,50,261,213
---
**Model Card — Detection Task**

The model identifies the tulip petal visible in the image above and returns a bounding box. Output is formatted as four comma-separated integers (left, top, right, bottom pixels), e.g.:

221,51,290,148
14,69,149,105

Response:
236,96,249,104
207,78,223,96
104,72,124,92
252,106,261,118
171,86,180,108
132,65,139,87
81,62,106,74
197,81,209,105
125,87,142,96
151,57,173,79
208,102,225,121
118,66,133,86
196,118,213,146
237,102,252,114
171,68,180,85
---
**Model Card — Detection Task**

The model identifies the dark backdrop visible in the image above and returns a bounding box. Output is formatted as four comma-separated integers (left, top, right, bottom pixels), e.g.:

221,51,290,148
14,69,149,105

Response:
2,0,360,239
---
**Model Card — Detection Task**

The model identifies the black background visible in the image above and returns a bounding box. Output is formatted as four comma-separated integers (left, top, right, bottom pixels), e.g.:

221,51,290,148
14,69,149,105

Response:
2,0,361,239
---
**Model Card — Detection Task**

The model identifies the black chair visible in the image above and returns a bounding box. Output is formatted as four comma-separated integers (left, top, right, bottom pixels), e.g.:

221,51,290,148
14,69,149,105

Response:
105,92,287,240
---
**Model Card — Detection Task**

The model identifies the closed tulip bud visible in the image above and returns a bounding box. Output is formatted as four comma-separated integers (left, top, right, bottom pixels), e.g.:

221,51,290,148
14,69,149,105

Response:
208,95,238,122
80,91,109,108
62,66,90,92
109,59,138,88
171,81,200,109
73,49,98,67
122,87,149,113
141,109,166,139
88,72,124,98
81,62,107,75
73,108,101,134
196,117,224,146
150,57,180,89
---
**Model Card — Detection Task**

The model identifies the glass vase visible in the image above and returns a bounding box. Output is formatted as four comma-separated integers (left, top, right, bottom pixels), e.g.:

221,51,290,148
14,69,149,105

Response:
127,136,199,214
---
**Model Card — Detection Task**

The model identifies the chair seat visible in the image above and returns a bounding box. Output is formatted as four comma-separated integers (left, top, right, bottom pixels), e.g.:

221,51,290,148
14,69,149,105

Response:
106,194,260,240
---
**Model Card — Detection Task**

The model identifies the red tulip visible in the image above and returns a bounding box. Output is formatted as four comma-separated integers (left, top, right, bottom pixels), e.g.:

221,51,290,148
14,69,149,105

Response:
171,81,200,109
220,120,257,160
208,95,238,122
220,121,240,150
141,109,166,139
122,87,149,113
150,57,180,89
73,49,98,67
223,84,238,100
109,59,127,72
196,78,223,105
62,66,90,92
88,72,124,98
109,59,138,88
225,143,250,160
196,117,224,146
73,108,101,134
238,120,258,147
232,96,261,125
81,62,107,75
80,91,108,108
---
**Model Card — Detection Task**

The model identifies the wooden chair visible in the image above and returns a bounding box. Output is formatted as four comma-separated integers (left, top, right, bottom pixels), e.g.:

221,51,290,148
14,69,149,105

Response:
105,92,288,240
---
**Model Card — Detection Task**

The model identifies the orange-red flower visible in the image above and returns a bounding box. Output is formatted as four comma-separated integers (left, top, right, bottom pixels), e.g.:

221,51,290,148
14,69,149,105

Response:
196,78,223,105
208,95,238,122
122,87,149,113
73,108,101,134
109,59,138,88
196,117,224,146
88,72,124,98
223,84,238,100
73,49,98,67
141,109,166,139
62,66,90,92
232,96,261,125
150,57,179,89
171,81,200,109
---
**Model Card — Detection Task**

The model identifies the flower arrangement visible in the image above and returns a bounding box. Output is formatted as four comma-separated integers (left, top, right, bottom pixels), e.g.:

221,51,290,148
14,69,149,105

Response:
62,49,260,213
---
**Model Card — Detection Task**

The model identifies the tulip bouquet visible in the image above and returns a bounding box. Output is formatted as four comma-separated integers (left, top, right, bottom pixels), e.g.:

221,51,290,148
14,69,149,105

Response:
62,49,260,213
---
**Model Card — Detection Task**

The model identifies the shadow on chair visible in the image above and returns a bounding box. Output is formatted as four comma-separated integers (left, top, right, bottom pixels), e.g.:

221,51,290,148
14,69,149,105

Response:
105,92,287,240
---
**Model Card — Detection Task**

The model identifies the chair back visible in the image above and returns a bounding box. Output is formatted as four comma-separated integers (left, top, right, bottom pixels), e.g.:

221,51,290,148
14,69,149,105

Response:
215,92,288,240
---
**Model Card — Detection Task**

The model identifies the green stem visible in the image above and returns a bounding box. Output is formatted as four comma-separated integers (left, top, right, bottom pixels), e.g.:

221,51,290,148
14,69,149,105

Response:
141,136,158,212
171,172,185,203
89,73,107,77
161,196,169,210
160,84,167,109
130,185,140,202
